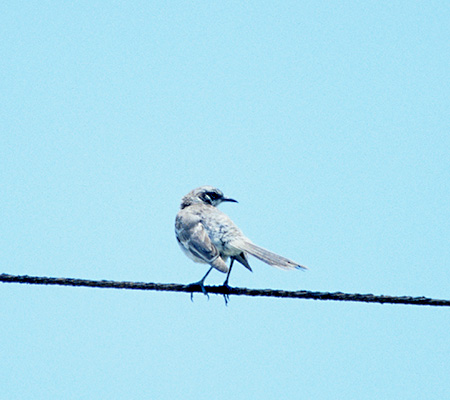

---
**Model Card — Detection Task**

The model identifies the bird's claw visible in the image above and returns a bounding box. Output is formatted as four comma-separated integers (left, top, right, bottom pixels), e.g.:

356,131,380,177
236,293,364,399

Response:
221,283,232,305
187,280,209,302
187,279,232,305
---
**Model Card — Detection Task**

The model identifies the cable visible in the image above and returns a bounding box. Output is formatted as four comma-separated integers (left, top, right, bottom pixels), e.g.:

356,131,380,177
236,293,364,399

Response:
1,273,449,306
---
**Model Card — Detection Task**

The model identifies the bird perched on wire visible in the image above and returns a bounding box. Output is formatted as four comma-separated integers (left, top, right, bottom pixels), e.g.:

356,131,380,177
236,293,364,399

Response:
175,186,307,301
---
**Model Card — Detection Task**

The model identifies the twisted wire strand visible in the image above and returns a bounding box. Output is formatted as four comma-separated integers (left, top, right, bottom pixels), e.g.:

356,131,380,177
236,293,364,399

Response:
1,273,449,306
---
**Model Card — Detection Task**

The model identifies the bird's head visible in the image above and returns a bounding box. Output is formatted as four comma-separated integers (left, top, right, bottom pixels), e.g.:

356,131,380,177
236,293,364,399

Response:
180,186,238,209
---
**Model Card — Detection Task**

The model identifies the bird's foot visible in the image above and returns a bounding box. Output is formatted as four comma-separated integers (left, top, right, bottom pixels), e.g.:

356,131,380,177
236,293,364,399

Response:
221,282,232,305
186,280,209,302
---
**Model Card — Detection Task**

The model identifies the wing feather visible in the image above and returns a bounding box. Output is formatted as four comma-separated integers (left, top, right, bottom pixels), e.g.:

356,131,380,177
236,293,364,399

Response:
176,215,228,272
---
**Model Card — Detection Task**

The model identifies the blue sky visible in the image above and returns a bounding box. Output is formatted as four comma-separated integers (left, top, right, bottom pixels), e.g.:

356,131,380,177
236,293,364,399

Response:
1,1,449,399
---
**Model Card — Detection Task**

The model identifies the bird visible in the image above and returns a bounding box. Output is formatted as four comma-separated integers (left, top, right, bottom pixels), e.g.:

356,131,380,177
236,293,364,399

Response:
175,186,307,301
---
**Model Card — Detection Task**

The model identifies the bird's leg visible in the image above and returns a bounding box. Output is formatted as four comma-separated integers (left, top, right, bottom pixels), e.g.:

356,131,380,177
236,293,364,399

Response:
221,259,235,305
188,267,213,301
223,259,234,287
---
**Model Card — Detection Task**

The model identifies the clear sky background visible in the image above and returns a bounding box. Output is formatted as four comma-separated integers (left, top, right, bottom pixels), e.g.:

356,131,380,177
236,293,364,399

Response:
1,1,449,399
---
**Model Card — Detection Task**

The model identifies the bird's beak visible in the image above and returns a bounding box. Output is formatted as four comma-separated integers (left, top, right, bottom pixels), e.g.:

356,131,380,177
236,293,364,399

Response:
222,197,238,203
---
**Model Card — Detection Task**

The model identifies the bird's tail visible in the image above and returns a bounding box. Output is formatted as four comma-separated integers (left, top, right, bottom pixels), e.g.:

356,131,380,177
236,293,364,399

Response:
236,241,307,270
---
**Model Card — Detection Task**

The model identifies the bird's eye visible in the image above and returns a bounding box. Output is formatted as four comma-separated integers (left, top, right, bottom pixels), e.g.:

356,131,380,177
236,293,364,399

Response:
208,192,220,201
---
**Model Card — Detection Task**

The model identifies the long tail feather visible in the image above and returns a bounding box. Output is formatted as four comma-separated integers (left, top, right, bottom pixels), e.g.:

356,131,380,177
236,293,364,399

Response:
237,241,307,270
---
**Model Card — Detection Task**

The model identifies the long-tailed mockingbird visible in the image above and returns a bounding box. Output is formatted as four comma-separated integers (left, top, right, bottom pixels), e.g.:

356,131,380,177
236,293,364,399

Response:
175,186,306,299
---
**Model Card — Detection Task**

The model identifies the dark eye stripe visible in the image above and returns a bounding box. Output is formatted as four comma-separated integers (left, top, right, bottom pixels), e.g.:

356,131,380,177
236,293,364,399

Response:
208,192,220,200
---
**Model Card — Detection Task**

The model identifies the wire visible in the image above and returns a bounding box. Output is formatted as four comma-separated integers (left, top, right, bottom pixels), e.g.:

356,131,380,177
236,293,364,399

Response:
1,273,449,306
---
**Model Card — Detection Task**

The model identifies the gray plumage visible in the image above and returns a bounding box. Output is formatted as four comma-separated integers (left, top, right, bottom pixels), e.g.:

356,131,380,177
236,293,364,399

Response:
175,186,307,283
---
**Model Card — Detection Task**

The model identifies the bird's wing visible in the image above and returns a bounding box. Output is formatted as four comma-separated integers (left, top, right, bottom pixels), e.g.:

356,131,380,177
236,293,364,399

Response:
176,218,220,263
188,223,221,264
